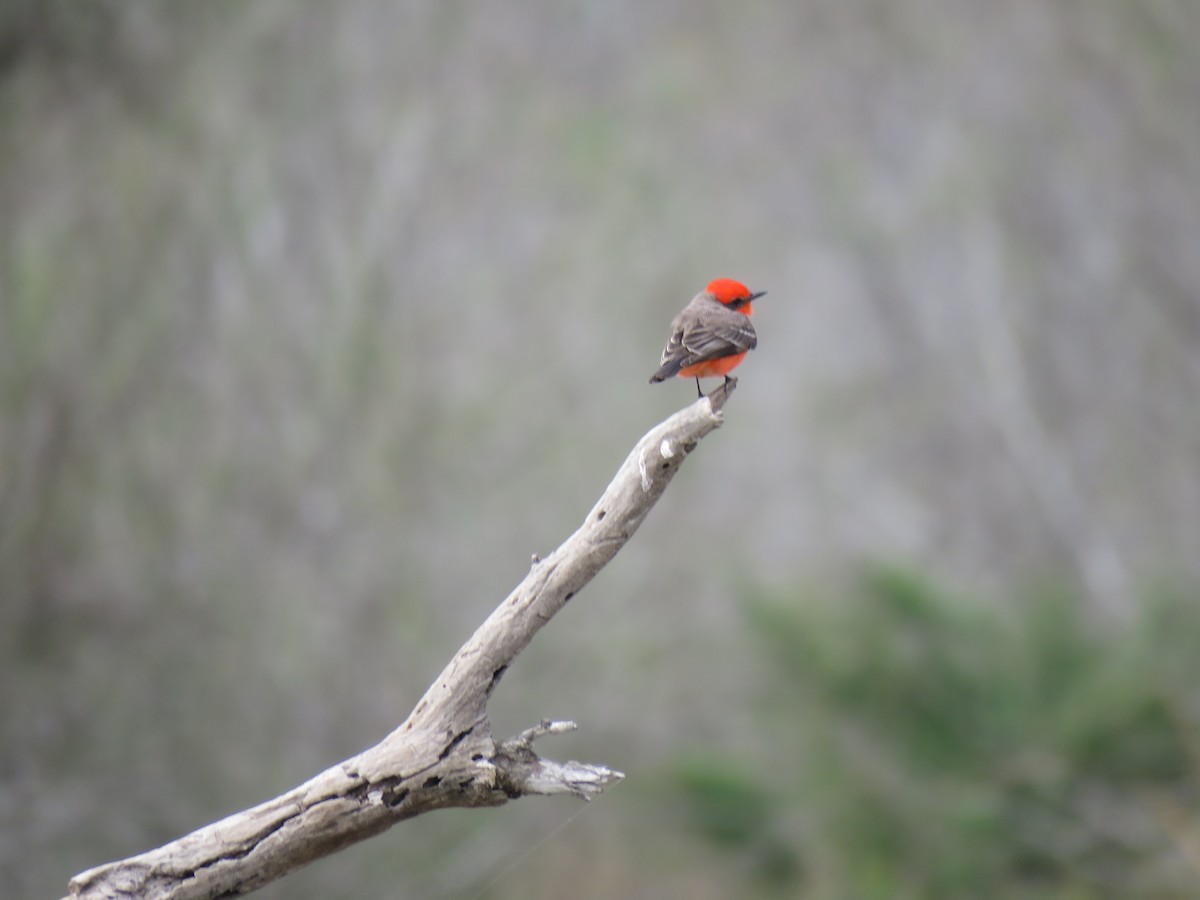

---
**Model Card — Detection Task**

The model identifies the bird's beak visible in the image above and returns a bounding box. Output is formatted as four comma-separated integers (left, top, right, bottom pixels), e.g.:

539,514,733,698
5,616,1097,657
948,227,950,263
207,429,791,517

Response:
749,291,767,301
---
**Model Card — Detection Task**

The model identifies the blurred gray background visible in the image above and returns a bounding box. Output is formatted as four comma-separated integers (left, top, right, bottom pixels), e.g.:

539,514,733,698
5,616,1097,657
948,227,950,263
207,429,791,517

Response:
3,1,1199,897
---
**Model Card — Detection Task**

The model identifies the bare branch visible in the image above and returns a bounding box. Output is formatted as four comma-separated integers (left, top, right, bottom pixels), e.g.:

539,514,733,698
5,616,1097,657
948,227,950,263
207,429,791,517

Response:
66,381,738,899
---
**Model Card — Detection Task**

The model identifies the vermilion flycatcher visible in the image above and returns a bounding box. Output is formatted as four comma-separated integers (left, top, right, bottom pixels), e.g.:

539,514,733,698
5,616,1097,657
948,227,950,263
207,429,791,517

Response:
649,278,765,397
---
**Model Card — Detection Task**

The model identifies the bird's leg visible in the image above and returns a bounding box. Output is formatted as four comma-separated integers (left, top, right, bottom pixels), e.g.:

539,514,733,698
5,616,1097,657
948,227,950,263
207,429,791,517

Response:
695,377,703,398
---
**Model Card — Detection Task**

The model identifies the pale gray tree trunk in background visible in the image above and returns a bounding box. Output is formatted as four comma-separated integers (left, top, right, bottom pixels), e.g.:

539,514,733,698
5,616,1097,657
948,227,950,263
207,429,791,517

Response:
963,220,1133,622
65,385,738,900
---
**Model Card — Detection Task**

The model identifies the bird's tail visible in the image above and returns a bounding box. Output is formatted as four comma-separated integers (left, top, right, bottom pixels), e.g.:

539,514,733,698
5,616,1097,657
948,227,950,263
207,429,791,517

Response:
649,358,685,383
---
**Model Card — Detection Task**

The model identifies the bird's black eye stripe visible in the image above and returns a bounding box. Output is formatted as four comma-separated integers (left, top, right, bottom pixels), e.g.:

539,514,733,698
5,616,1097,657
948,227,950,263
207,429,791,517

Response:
731,291,765,309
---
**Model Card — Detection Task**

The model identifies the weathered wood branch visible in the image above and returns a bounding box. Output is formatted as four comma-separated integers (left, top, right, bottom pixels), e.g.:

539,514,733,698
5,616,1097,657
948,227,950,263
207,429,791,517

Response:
66,381,738,899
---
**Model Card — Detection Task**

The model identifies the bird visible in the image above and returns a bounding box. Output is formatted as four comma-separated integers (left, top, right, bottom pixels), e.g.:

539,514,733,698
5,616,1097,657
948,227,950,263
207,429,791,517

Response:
649,278,765,397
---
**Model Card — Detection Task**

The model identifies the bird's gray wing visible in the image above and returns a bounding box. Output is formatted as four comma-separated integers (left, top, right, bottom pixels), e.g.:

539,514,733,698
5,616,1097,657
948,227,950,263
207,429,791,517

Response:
675,311,757,363
650,307,756,382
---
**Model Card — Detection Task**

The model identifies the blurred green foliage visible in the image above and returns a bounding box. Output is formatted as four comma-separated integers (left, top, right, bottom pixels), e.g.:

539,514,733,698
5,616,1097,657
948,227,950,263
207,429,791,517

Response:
674,756,801,889
670,570,1200,897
